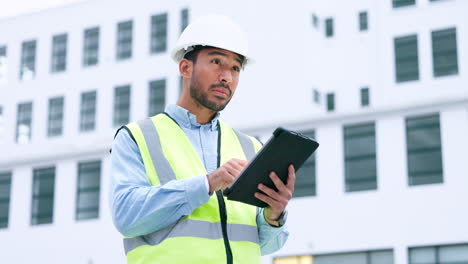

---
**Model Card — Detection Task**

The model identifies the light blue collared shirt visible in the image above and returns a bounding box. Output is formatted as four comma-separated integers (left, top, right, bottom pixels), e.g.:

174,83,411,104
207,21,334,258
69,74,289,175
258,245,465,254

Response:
109,104,288,255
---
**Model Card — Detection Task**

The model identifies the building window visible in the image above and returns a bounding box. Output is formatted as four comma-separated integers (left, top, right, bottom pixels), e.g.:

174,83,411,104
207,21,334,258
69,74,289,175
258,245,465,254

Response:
47,97,64,137
406,113,443,186
344,123,377,192
31,167,55,225
315,250,394,264
16,102,33,144
80,91,97,132
312,14,319,28
295,131,316,197
76,160,101,220
274,250,394,264
360,87,370,107
20,40,36,80
274,255,313,264
0,45,7,84
393,0,416,8
432,27,458,77
83,27,99,67
409,244,468,264
113,85,131,127
181,8,189,33
51,33,67,73
150,13,168,53
313,89,320,104
394,34,419,83
326,93,335,112
116,20,133,60
359,11,368,31
148,79,166,116
0,171,12,229
325,18,334,37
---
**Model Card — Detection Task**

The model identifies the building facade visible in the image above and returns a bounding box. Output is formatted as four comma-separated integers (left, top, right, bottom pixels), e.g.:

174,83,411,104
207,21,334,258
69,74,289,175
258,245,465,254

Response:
0,0,467,263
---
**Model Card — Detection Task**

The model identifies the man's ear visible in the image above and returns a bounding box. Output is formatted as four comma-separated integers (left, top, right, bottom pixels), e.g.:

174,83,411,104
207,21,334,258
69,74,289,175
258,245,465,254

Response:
179,59,193,79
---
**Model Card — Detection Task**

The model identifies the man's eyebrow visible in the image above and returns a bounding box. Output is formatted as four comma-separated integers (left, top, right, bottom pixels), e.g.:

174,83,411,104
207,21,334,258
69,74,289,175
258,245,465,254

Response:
207,51,242,66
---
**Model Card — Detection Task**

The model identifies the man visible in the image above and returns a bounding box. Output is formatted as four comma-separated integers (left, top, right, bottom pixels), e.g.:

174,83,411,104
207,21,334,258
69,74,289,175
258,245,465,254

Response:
110,15,295,264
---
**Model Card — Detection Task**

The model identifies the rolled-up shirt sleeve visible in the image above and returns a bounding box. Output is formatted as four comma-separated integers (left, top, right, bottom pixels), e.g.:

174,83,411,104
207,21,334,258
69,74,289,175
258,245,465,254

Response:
257,208,289,255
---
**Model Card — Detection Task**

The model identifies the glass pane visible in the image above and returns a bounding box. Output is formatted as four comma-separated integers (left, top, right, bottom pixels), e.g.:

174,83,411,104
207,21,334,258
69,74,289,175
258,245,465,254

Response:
327,93,335,111
346,158,376,179
409,247,436,264
407,128,440,150
432,28,458,77
0,184,10,199
295,162,316,197
325,18,333,37
77,191,99,209
395,35,419,82
406,114,439,129
370,250,394,264
79,173,100,189
33,175,54,195
345,136,376,157
439,245,468,262
315,252,366,264
77,210,99,220
408,150,442,174
0,202,10,218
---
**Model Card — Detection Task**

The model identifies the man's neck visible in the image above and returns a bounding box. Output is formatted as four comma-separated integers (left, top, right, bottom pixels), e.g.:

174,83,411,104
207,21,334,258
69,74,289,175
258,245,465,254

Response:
176,101,217,125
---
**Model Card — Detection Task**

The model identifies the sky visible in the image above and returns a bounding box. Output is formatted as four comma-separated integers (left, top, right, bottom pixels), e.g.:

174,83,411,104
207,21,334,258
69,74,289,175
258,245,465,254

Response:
0,0,86,19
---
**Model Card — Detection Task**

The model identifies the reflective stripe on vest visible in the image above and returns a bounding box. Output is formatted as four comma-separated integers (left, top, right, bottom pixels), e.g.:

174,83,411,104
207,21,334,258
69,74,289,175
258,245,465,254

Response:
124,219,259,254
136,118,176,184
122,114,261,263
232,129,256,161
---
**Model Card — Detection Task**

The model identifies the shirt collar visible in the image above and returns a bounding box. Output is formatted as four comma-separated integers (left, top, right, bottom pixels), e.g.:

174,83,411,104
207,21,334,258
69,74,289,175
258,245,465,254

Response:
165,104,220,131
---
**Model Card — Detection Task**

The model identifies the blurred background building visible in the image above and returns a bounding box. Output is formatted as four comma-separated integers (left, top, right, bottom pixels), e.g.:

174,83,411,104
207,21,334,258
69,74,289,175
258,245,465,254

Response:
0,0,467,263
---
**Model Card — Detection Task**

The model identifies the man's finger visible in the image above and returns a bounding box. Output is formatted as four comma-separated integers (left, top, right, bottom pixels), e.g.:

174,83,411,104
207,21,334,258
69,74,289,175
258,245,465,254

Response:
269,172,288,193
254,192,278,208
286,164,296,191
257,183,282,201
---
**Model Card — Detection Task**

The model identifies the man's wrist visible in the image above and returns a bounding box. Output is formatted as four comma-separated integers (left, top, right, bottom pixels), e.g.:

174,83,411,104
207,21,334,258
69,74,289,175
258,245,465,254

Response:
205,174,213,195
264,209,287,227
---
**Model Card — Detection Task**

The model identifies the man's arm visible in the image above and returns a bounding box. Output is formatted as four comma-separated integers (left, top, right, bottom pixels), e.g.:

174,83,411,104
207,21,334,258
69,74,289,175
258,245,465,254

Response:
109,129,211,237
257,208,289,255
255,165,296,254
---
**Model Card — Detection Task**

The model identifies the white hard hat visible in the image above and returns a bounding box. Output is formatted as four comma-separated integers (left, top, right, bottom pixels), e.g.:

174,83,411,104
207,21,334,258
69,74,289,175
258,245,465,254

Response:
171,14,253,66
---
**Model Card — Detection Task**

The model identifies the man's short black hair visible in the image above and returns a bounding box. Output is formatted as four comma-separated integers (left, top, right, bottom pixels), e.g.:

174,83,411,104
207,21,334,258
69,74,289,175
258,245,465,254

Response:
183,45,245,66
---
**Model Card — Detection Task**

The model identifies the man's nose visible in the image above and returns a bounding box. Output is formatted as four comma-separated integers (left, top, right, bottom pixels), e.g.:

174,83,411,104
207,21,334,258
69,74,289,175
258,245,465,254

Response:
219,69,233,84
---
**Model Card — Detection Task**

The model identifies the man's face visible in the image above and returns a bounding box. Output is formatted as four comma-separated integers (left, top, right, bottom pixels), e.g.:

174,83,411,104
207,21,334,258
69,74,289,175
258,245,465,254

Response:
189,48,242,112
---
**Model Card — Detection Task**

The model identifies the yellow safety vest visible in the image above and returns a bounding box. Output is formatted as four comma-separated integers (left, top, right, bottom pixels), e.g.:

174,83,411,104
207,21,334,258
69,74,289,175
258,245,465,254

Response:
121,113,263,264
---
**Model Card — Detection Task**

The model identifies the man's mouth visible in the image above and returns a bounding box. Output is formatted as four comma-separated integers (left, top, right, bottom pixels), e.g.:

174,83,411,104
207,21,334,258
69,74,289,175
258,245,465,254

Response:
210,84,231,97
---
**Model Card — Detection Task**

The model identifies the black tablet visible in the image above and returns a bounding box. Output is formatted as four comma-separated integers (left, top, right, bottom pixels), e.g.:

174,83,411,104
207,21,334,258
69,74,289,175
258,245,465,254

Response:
223,127,319,207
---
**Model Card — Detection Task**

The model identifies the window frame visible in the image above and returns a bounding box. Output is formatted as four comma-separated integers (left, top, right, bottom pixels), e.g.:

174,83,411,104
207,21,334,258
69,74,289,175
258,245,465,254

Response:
150,13,168,54
405,113,444,186
0,171,12,229
76,160,101,221
50,33,67,73
343,122,378,192
47,96,64,137
113,85,131,127
83,26,100,67
116,20,133,60
31,167,55,226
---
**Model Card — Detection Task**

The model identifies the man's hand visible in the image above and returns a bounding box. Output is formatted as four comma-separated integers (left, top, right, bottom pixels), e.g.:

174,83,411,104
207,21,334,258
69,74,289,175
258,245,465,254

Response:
255,164,295,224
207,158,248,193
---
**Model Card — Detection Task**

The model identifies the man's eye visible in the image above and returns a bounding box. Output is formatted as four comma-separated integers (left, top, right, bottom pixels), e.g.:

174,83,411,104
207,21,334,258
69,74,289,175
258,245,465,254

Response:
211,59,220,64
232,66,240,72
